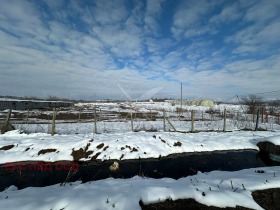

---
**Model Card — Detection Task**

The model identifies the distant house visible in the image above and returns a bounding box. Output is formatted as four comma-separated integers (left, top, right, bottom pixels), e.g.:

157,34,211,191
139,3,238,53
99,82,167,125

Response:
0,99,74,110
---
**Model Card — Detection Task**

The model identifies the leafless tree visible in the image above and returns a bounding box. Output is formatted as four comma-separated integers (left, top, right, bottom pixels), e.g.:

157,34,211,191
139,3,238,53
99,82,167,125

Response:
241,95,264,114
268,100,280,115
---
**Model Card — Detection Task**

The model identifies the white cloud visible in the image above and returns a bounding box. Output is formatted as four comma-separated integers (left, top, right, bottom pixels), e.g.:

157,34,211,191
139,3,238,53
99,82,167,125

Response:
165,54,280,99
90,0,129,25
243,0,280,23
0,0,279,100
210,2,243,24
171,0,218,38
144,0,166,35
226,19,280,54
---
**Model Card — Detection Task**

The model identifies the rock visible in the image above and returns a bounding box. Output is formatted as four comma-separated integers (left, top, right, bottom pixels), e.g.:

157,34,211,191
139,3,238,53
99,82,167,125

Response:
109,161,119,172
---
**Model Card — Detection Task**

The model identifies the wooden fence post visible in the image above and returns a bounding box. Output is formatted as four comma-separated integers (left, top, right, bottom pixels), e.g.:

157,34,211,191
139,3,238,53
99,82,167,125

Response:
130,111,134,132
51,108,56,136
255,109,260,131
237,111,239,121
266,112,268,123
1,109,12,134
163,109,166,131
78,109,81,122
223,108,226,132
261,108,264,123
191,110,195,132
165,115,177,132
201,110,204,121
25,109,29,124
94,106,97,134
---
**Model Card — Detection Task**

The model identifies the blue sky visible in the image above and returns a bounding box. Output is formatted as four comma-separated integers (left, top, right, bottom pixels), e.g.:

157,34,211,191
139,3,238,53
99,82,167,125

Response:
0,0,280,100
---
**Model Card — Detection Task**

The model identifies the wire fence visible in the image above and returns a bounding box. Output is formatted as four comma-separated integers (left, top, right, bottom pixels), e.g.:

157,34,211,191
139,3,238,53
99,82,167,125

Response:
2,103,279,135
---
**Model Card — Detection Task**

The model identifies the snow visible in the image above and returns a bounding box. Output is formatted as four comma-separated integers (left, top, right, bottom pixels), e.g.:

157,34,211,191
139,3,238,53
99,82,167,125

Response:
0,130,278,164
1,101,280,209
0,166,279,210
261,135,280,145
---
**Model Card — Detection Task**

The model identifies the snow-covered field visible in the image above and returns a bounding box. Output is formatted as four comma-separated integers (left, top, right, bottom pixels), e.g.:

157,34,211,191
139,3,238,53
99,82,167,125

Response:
3,102,278,134
1,102,280,209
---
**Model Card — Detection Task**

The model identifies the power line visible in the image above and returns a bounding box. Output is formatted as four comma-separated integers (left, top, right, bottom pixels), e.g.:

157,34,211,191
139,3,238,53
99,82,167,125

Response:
239,90,280,96
222,89,280,102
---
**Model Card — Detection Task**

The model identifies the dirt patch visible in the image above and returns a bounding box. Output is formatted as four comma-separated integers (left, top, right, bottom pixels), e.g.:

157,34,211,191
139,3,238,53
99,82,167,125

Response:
173,141,182,147
131,147,138,152
134,127,158,132
118,111,158,120
96,143,104,149
257,141,280,155
38,149,57,155
91,152,101,160
0,145,14,150
124,145,138,152
71,143,93,161
252,188,280,210
140,198,252,210
37,112,96,120
140,188,280,210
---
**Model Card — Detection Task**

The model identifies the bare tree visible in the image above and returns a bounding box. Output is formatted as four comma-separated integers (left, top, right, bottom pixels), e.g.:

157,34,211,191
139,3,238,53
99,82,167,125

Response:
22,96,39,100
46,96,60,101
241,95,264,114
268,100,280,115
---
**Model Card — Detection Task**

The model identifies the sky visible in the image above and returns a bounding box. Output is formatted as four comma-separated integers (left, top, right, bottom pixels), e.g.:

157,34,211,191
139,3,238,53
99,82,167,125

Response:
0,0,280,101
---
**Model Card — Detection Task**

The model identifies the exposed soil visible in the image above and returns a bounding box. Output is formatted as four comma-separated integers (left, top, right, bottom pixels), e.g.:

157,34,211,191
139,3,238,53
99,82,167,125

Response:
173,141,182,147
38,149,57,155
96,143,104,149
140,188,280,210
257,141,280,155
252,188,280,210
117,111,159,120
7,109,160,123
140,198,253,210
71,143,93,161
0,145,14,150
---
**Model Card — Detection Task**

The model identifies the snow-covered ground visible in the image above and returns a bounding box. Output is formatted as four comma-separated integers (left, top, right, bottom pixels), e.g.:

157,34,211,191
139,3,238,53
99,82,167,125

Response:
0,130,279,163
3,101,278,134
14,118,280,134
1,101,280,209
263,135,280,145
1,166,279,210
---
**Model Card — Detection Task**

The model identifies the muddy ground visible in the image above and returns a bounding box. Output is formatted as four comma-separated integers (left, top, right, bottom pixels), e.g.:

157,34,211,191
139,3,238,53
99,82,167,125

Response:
140,188,280,210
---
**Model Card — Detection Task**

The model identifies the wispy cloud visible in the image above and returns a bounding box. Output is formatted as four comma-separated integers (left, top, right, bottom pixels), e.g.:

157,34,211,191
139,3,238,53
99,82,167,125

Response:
0,0,279,100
